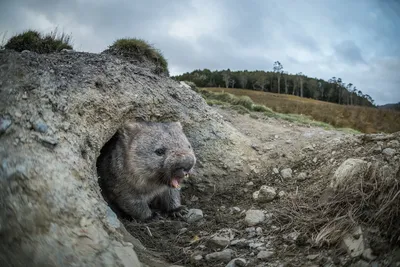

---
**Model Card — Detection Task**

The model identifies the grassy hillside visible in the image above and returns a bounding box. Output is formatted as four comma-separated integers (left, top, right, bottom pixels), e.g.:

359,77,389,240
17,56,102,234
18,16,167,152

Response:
204,87,400,134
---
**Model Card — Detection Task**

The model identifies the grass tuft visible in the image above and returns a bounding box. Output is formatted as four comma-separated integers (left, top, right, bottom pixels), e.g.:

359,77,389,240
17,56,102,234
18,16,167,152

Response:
105,38,168,74
4,28,73,53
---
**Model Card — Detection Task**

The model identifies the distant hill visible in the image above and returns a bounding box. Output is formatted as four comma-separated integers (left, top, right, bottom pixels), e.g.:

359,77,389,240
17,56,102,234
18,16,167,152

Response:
378,102,400,111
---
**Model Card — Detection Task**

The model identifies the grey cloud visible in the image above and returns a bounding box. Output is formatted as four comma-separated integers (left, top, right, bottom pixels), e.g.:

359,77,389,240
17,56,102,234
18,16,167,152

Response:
0,0,399,104
334,40,366,65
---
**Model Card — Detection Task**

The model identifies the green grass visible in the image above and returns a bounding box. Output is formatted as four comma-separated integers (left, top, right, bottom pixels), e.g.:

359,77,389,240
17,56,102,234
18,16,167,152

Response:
106,38,168,74
4,28,72,53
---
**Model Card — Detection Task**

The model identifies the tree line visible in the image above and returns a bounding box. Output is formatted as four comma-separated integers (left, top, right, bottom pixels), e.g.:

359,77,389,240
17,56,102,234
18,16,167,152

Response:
173,61,375,107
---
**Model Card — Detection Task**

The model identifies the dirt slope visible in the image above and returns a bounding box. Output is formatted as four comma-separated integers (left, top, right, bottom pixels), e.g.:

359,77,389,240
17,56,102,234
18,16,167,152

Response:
127,106,400,267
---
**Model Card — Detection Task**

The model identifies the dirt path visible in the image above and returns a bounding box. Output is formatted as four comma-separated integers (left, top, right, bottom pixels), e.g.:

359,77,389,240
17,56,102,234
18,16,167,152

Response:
126,107,396,267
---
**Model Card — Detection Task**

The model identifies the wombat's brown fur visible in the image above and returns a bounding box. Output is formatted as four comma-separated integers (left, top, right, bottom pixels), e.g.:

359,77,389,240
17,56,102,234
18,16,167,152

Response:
97,121,196,221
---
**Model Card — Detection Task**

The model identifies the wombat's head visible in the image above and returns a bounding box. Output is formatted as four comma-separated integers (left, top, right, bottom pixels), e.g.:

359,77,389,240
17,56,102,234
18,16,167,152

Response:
121,121,196,189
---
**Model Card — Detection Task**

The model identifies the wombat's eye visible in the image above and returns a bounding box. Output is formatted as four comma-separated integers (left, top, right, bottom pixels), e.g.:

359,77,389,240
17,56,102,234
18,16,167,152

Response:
155,147,166,156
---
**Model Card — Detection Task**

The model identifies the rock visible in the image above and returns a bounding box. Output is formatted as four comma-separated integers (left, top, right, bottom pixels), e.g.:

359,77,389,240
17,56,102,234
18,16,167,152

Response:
303,145,314,151
373,145,382,153
278,191,286,198
186,209,203,223
38,136,59,146
342,226,364,258
61,49,74,53
256,227,263,235
362,248,376,261
246,181,254,187
253,185,276,203
21,50,30,54
231,207,241,213
388,140,400,148
280,168,293,179
230,239,247,247
273,168,279,174
205,249,233,262
257,250,274,260
192,254,203,261
382,148,396,156
245,210,265,226
313,157,318,163
330,159,368,189
249,242,264,248
354,147,362,153
297,172,307,181
209,229,235,248
0,117,12,134
32,120,48,133
306,254,319,260
226,258,246,267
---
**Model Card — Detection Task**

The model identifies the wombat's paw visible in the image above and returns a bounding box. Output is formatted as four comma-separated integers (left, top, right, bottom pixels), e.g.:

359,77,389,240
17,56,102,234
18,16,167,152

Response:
168,205,189,219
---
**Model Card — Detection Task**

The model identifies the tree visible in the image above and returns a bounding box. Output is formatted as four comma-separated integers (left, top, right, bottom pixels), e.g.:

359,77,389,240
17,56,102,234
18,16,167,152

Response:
337,78,342,104
254,73,268,91
346,83,353,105
239,73,248,88
230,78,236,88
283,71,289,94
297,72,304,97
222,71,230,88
273,61,283,94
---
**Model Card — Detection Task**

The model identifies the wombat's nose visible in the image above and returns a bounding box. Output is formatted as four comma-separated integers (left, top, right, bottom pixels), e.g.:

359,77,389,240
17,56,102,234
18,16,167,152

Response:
172,153,196,172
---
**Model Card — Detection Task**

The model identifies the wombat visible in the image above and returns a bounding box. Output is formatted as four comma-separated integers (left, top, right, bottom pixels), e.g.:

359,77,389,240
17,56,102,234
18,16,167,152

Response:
97,121,196,221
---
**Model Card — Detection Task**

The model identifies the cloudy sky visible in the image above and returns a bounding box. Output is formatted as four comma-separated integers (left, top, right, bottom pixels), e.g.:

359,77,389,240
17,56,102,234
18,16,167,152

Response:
1,0,399,104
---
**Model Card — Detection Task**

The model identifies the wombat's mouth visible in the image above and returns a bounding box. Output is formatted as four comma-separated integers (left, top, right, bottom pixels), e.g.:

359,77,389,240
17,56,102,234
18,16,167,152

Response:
170,169,191,189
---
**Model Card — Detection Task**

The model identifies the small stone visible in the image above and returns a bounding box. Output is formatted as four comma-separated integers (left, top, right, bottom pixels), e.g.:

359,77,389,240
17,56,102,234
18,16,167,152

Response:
22,92,28,99
297,172,307,181
251,144,260,151
273,168,279,174
373,145,382,153
256,227,263,235
205,249,233,262
253,185,276,203
226,258,246,267
246,181,254,187
303,145,314,151
306,254,319,260
342,226,364,258
388,140,400,148
232,207,241,213
39,136,58,146
382,148,396,156
15,110,22,118
209,236,230,248
186,209,203,223
362,248,376,261
257,250,274,260
190,195,199,202
280,168,293,179
274,135,279,139
278,191,286,198
285,140,292,144
21,50,30,54
0,118,12,134
61,48,74,53
330,159,368,189
313,157,318,163
230,239,247,247
245,210,265,226
249,242,264,248
179,228,188,234
354,147,362,153
193,255,203,261
33,120,48,133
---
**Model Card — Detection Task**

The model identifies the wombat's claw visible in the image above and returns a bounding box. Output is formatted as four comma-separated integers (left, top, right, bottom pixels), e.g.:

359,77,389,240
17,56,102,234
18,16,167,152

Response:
170,205,189,219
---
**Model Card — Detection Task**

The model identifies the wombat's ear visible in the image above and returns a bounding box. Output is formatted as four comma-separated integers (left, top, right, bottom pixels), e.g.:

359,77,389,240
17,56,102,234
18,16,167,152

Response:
119,122,142,139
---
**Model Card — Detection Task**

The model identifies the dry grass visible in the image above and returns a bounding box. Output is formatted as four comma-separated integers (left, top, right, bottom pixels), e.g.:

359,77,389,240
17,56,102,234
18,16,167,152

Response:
204,87,400,134
272,143,400,248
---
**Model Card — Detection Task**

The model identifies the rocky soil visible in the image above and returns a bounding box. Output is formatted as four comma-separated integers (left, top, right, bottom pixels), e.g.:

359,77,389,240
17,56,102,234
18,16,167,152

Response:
127,106,400,267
